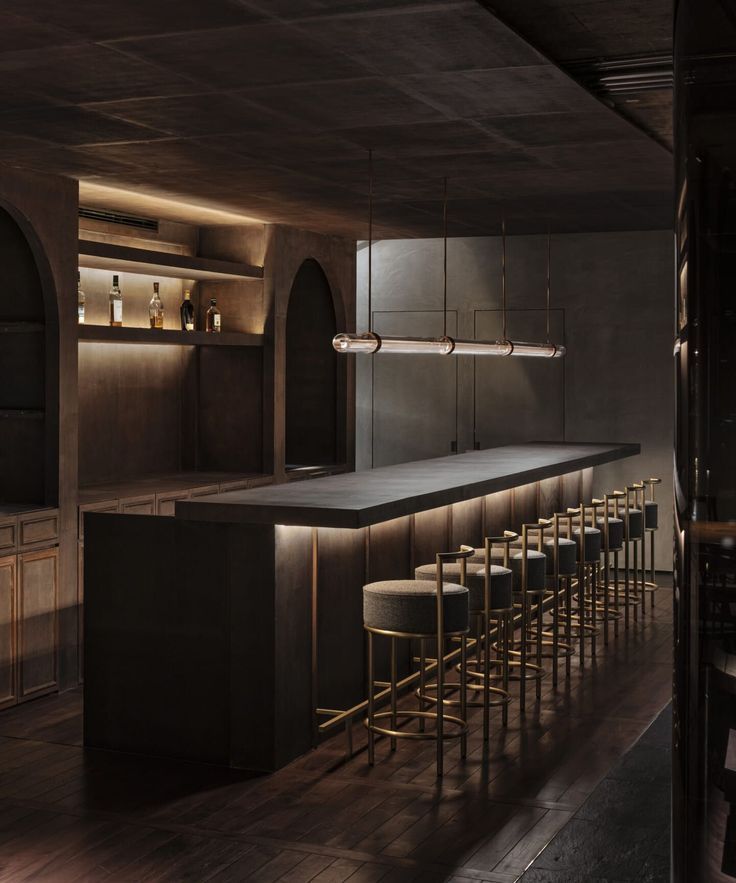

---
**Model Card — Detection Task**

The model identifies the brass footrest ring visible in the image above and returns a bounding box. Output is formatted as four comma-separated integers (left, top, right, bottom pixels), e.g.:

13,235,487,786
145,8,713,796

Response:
644,581,658,592
417,682,511,709
365,710,467,741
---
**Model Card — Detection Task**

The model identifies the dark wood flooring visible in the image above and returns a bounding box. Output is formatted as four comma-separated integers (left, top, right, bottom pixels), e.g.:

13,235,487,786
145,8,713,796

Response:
0,582,672,882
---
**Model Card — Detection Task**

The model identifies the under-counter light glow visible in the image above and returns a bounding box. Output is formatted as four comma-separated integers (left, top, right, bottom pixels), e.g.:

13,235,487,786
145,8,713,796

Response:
333,333,565,358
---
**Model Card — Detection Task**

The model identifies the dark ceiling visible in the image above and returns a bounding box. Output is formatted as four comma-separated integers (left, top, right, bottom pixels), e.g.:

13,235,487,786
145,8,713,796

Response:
0,0,672,237
484,0,673,148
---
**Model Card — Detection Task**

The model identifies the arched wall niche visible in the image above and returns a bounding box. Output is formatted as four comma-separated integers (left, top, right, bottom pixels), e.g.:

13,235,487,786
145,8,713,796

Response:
0,200,59,506
285,258,344,468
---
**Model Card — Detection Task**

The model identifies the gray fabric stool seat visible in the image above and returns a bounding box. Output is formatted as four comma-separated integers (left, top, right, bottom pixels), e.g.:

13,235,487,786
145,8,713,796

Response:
468,547,547,592
622,508,644,539
573,526,602,562
363,580,469,635
597,516,624,551
544,537,577,575
414,563,513,611
645,500,658,530
510,550,547,592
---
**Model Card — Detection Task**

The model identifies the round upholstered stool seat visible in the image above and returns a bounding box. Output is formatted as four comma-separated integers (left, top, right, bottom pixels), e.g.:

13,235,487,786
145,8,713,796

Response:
467,547,546,592
573,526,602,563
510,550,547,592
645,500,658,530
622,508,644,539
543,537,577,575
597,516,624,551
414,563,513,612
363,580,468,636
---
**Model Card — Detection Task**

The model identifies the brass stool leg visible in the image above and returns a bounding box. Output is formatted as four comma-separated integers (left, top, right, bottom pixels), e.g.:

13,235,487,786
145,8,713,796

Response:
565,575,573,679
591,564,598,658
624,541,630,629
603,551,610,646
460,636,467,759
650,531,656,609
578,563,586,668
436,642,444,778
502,611,510,727
633,541,639,624
483,611,491,741
552,578,560,687
614,551,620,636
640,538,646,617
419,638,426,733
536,595,543,701
520,597,528,711
390,637,398,751
367,631,375,765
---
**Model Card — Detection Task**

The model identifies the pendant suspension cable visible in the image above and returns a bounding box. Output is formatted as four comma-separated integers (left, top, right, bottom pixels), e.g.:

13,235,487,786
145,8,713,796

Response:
546,227,551,345
501,220,508,341
443,177,448,339
367,149,373,335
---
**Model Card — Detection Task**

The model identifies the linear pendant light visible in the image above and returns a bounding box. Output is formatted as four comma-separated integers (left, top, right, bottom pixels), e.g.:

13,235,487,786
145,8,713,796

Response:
333,163,565,358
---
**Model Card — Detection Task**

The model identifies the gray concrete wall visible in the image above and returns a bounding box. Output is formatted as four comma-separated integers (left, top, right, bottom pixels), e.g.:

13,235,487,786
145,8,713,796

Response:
355,230,674,570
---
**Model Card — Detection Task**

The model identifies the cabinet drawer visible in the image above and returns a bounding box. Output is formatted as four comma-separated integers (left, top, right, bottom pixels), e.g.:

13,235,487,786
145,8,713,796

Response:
79,500,119,539
156,490,190,517
19,511,59,549
0,519,16,553
18,547,58,700
119,495,155,516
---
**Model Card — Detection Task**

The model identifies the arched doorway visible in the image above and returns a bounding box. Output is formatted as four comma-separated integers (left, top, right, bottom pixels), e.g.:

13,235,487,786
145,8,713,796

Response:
285,259,339,469
0,205,56,505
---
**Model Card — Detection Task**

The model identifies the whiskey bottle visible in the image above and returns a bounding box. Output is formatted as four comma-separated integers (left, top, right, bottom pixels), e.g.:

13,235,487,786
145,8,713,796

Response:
77,272,85,325
149,282,164,329
180,289,195,331
205,298,221,333
109,274,122,327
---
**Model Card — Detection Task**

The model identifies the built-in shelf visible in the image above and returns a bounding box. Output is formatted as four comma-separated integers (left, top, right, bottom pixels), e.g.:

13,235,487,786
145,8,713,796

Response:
78,325,263,347
78,239,263,282
0,321,44,333
79,471,272,505
0,409,44,419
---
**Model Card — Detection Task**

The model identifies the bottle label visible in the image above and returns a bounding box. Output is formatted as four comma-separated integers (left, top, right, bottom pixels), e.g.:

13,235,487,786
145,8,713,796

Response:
185,322,194,331
214,314,221,330
113,300,122,323
78,306,85,324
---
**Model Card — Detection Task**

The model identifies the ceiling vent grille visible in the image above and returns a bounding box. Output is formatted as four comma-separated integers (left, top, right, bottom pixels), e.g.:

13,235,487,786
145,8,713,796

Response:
564,53,673,96
78,207,158,232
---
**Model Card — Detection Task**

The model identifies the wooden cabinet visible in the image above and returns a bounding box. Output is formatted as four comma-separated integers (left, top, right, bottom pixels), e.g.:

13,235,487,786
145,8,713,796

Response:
18,547,58,700
0,556,17,709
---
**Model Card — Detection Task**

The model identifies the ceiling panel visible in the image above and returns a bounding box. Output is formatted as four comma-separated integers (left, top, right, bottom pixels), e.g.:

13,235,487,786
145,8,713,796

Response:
0,0,672,236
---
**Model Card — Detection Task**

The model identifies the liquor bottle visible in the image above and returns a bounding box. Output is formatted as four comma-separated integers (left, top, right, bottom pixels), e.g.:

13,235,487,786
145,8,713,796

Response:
109,274,122,327
180,289,195,331
77,272,85,325
205,298,221,333
149,282,164,329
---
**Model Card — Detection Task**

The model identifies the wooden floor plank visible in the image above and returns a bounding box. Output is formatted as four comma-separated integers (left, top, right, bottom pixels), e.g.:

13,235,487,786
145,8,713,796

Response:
0,582,673,883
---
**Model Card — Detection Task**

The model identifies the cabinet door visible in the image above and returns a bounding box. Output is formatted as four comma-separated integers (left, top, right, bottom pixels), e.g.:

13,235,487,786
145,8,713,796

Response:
0,556,16,709
18,547,58,700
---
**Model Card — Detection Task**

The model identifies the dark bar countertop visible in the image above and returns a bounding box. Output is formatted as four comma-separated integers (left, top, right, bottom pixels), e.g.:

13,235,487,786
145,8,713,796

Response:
177,441,639,529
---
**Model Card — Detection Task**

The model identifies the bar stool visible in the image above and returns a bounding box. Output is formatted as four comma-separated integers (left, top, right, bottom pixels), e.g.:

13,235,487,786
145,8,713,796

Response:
468,527,547,711
415,534,514,740
622,485,645,623
569,505,602,663
363,549,472,776
542,515,578,684
513,522,548,711
643,477,662,608
595,491,625,639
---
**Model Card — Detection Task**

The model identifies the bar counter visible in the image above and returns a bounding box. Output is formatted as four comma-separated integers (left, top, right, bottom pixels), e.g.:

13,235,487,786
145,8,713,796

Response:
84,441,639,772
